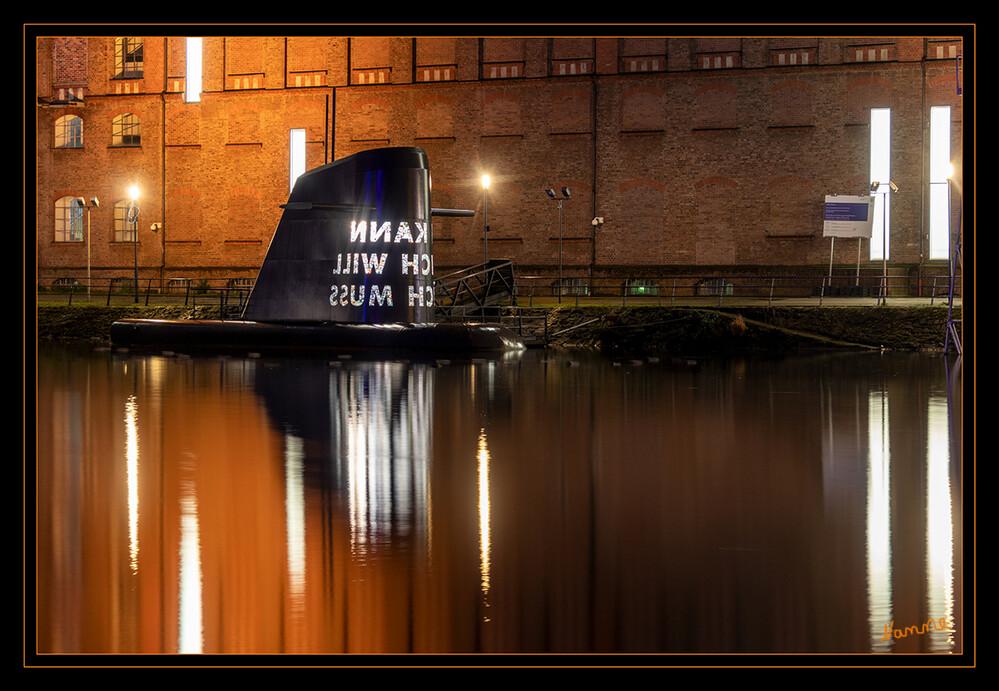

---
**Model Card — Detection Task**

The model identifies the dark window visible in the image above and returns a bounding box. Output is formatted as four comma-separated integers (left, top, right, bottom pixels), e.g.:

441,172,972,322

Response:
114,37,143,79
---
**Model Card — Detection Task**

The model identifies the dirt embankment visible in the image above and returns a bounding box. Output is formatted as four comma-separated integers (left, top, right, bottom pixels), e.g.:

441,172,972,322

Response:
543,305,957,357
35,304,222,344
35,303,958,357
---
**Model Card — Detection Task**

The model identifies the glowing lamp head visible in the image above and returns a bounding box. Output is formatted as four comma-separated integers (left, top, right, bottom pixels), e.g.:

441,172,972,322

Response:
129,185,140,202
482,174,491,190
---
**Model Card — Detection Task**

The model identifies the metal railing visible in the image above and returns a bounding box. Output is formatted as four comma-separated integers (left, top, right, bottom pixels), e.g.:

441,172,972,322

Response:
436,304,549,346
37,269,961,312
37,276,254,318
512,272,961,307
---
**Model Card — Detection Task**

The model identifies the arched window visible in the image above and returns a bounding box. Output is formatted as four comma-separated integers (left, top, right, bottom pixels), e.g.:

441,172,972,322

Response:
114,37,143,79
54,196,85,242
55,114,83,148
112,113,140,146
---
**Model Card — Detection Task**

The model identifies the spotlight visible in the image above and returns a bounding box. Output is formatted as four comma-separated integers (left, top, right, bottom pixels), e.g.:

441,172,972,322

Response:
561,187,571,199
546,188,557,199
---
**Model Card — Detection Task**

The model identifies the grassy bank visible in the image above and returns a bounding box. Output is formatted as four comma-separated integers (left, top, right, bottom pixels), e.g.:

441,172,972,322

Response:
34,302,959,356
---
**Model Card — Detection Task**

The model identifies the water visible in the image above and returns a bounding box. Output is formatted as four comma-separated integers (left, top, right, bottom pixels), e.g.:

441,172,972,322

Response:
33,341,964,660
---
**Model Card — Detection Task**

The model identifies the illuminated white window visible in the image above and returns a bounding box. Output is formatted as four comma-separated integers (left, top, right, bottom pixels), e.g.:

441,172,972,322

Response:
289,128,306,192
185,37,202,103
869,108,891,260
929,106,952,260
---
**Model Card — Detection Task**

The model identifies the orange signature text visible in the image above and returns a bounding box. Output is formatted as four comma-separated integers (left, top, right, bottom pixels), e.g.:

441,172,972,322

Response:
881,618,953,641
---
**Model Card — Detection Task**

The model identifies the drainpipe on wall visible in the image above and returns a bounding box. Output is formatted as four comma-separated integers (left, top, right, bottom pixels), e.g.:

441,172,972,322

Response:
160,37,168,283
160,90,167,282
590,72,598,281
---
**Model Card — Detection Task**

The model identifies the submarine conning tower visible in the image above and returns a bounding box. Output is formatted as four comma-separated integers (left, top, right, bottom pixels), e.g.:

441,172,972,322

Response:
242,147,436,325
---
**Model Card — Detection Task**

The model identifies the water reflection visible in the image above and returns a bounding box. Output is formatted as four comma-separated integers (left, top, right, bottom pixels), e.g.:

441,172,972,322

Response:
34,344,963,657
478,429,492,622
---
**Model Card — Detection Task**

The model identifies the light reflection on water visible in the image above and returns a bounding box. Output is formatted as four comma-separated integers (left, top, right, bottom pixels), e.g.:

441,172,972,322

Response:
34,342,963,657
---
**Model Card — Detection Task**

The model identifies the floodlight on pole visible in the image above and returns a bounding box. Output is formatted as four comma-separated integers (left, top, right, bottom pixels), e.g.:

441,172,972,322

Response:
870,180,897,305
545,186,571,302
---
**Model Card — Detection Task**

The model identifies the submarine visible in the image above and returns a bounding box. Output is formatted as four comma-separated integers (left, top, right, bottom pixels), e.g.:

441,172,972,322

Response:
110,147,525,355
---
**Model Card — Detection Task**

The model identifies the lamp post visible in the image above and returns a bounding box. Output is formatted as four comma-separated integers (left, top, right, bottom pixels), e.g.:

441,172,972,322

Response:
128,184,140,303
481,174,490,264
546,187,570,303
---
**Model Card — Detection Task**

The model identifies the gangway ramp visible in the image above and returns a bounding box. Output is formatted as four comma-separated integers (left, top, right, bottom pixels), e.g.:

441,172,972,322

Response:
434,260,517,313
434,260,549,346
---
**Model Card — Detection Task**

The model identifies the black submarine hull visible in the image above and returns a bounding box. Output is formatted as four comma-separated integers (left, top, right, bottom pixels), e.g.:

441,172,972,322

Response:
109,318,525,355
110,147,527,355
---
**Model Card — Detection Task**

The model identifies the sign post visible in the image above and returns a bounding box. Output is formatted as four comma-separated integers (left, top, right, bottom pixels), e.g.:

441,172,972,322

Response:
823,195,874,287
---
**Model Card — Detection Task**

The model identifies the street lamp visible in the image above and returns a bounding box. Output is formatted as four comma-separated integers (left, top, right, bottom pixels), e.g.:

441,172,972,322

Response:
545,187,571,303
481,174,491,264
128,184,140,303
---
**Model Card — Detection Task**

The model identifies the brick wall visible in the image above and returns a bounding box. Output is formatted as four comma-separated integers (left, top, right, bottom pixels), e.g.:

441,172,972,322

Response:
35,34,966,285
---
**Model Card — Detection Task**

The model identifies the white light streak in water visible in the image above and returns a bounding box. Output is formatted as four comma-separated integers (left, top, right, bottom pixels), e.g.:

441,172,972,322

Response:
124,395,139,574
867,389,892,652
477,429,492,620
285,434,307,619
178,477,203,654
344,363,432,559
925,396,955,651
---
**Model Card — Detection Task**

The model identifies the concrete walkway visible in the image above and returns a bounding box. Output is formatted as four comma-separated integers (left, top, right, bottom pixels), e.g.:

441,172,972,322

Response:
516,296,962,309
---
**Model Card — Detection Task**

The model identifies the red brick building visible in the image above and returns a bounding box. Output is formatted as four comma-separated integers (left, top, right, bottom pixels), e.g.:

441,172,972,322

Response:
34,34,967,293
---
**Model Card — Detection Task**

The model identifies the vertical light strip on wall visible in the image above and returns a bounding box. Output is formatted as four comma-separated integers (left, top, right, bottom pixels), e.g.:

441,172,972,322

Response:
290,129,306,192
869,108,891,260
929,106,952,261
185,37,202,103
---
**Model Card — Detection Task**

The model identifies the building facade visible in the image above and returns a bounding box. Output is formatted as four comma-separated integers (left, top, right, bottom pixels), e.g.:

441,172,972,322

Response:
34,34,966,292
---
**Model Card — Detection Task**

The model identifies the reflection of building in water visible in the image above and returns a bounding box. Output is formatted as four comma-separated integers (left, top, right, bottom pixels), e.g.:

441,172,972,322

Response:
819,357,959,653
866,387,893,653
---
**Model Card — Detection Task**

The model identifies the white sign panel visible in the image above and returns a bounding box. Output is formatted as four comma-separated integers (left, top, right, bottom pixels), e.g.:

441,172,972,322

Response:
823,195,875,238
